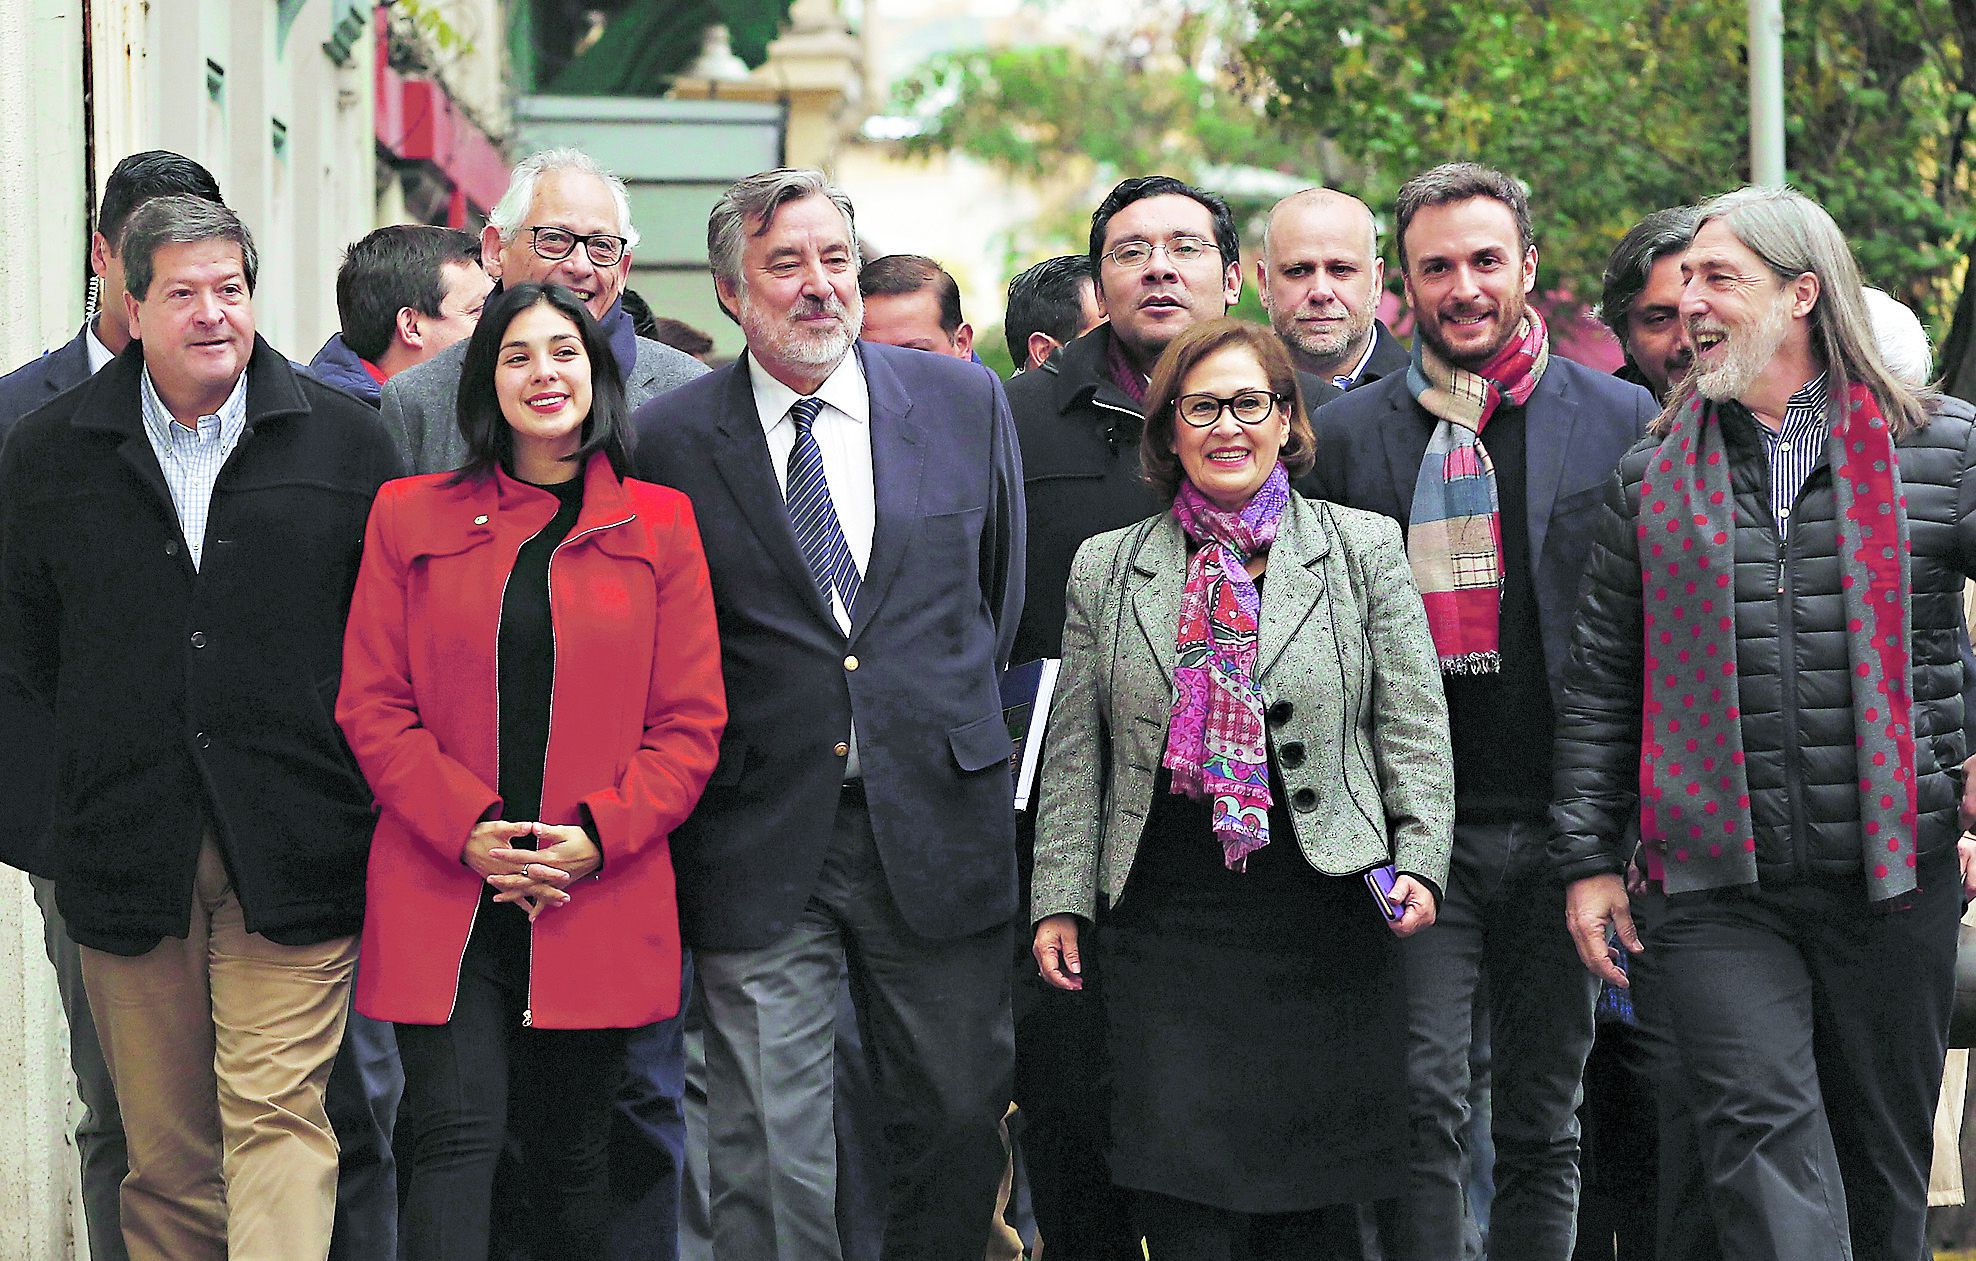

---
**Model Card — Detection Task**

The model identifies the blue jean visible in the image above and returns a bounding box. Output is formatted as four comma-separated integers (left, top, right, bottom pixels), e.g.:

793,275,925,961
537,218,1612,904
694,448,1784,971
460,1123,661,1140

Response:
607,952,694,1261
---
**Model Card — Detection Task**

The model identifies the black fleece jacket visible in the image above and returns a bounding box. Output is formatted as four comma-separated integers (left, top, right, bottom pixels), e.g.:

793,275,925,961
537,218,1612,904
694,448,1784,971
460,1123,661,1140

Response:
0,338,402,951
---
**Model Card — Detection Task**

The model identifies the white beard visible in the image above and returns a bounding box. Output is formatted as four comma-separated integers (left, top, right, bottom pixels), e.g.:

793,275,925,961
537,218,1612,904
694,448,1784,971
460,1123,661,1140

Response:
1692,289,1792,402
739,287,862,369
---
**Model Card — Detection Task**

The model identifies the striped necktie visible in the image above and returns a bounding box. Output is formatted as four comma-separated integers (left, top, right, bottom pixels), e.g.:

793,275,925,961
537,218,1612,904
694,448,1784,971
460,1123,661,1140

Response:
783,397,862,613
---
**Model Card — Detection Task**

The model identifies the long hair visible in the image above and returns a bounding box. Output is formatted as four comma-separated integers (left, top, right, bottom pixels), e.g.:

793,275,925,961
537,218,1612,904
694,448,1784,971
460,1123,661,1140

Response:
450,283,629,483
1655,187,1928,437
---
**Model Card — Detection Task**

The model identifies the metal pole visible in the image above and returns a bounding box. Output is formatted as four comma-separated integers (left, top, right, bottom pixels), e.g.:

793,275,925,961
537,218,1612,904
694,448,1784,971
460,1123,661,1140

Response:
1749,0,1786,185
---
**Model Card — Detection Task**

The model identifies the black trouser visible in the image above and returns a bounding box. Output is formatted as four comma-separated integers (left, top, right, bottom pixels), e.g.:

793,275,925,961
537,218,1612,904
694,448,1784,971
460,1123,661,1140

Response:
1134,1190,1365,1260
1625,886,1721,1261
395,906,629,1261
1652,851,1958,1261
1011,810,1140,1261
1374,818,1598,1261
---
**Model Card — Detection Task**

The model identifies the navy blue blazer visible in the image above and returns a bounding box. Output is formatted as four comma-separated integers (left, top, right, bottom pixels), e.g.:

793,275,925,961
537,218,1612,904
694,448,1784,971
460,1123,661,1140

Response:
1306,355,1656,707
630,341,1026,951
0,325,95,874
0,324,94,440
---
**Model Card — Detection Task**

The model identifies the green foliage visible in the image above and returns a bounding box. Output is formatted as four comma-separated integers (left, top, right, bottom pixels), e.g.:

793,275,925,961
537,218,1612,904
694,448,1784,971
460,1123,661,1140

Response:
388,0,472,60
1242,0,1976,332
888,9,1331,262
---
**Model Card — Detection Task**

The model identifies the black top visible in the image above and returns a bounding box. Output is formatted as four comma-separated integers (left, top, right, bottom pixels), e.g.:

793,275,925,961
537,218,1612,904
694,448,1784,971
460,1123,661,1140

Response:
1441,404,1556,824
497,475,585,828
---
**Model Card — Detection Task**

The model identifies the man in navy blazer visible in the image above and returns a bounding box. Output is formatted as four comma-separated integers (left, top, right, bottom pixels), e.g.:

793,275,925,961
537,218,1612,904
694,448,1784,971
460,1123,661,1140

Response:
631,169,1024,1261
1306,163,1656,1261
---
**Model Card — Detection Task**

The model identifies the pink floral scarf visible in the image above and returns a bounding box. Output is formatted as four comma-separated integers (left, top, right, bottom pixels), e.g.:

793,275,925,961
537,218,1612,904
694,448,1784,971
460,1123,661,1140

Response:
1165,463,1291,870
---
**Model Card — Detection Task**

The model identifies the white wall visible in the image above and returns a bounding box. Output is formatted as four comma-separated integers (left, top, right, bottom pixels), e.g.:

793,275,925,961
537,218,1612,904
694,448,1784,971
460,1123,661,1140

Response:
0,2,388,1254
0,0,90,1248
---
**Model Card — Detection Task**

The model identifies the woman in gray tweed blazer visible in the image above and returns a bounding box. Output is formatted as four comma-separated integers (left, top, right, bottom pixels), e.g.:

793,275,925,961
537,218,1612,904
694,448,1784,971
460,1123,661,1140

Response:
1028,320,1453,1256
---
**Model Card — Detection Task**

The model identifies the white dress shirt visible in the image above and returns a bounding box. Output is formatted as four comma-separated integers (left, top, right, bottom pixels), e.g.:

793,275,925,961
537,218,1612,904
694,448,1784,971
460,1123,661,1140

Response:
748,350,875,634
85,321,115,375
747,349,875,776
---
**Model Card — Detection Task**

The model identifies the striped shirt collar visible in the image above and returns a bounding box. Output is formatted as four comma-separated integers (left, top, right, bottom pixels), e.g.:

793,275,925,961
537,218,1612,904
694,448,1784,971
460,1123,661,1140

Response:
1753,372,1829,533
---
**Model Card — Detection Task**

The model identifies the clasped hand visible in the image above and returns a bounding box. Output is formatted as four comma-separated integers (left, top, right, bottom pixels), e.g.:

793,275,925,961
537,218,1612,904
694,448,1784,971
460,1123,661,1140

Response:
461,820,603,921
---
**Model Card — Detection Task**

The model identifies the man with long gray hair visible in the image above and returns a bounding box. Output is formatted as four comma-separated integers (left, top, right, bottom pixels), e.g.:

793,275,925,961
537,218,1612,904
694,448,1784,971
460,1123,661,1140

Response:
632,167,1024,1261
1554,185,1976,1261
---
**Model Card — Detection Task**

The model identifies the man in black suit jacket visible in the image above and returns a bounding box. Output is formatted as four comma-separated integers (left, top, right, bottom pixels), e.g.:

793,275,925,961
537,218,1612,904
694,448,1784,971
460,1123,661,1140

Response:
1307,163,1656,1261
1259,187,1411,392
632,169,1023,1261
0,150,223,1261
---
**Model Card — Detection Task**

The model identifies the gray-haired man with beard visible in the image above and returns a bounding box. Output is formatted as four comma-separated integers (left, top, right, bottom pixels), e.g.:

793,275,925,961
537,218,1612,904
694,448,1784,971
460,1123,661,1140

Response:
631,168,1024,1261
1555,187,1976,1261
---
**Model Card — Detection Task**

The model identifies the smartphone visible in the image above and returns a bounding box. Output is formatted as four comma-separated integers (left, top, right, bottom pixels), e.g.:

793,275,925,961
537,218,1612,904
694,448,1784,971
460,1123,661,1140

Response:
1365,864,1406,923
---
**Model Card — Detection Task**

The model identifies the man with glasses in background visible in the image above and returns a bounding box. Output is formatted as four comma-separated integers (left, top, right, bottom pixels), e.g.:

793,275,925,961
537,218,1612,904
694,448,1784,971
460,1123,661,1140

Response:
1002,174,1341,1261
379,147,705,476
376,147,708,1261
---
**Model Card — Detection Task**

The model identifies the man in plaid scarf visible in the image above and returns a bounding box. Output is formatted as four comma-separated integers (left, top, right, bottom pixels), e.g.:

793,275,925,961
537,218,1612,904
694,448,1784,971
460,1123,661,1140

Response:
1307,163,1656,1261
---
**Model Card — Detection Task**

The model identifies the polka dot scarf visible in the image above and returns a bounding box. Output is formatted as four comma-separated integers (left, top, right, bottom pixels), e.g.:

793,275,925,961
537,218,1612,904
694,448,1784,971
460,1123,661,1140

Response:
1638,383,1918,905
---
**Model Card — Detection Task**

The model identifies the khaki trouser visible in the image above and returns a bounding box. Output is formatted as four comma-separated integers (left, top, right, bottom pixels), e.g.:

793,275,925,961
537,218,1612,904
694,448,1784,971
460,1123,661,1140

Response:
79,836,356,1261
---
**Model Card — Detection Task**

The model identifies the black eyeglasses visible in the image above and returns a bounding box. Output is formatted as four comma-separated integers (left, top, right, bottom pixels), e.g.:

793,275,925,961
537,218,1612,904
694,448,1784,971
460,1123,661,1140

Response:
525,226,630,267
1175,389,1286,427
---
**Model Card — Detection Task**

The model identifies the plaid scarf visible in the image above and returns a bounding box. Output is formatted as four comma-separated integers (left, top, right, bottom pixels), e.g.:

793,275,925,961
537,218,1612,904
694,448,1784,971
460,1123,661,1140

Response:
1638,383,1918,905
1165,463,1291,871
1404,309,1550,673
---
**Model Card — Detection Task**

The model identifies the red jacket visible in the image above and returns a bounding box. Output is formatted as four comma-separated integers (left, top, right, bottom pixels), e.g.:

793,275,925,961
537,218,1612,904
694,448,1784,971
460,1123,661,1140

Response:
337,454,725,1029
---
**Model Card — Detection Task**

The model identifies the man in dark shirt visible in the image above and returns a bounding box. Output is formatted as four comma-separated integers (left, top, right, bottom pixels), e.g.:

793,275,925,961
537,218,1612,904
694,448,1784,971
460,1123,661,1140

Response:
1599,207,1699,403
309,224,489,406
1307,162,1654,1261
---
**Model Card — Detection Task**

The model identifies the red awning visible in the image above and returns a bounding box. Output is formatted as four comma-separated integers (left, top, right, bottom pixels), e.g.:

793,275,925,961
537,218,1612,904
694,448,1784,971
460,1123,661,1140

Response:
373,14,509,226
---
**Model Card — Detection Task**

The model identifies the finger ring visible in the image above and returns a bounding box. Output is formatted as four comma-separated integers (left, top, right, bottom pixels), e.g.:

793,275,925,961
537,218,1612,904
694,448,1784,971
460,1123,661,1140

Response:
521,863,533,879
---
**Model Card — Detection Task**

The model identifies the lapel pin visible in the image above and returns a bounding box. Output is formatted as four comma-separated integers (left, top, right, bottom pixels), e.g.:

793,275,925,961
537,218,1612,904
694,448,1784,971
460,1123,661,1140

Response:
474,514,489,525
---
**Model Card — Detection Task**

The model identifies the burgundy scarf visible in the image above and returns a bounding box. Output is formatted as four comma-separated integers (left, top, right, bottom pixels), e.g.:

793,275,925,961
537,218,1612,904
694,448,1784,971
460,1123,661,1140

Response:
1637,383,1918,904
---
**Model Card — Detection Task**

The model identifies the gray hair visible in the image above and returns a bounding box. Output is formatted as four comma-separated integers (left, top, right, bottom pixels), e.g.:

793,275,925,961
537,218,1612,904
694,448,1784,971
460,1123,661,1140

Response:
1597,206,1698,341
1657,186,1928,437
1394,162,1531,269
487,148,640,250
1862,287,1933,387
707,168,859,296
120,194,259,300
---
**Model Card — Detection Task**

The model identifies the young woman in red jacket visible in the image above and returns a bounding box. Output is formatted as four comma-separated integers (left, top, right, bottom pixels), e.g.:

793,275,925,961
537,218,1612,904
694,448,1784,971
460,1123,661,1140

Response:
336,282,726,1261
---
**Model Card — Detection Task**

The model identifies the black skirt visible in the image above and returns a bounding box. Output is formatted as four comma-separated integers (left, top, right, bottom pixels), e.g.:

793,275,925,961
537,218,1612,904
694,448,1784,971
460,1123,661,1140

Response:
1097,765,1408,1214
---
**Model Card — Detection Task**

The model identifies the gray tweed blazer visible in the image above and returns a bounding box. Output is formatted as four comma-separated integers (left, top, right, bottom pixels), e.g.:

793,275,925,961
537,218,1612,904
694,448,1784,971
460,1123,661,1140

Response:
1030,492,1454,925
378,335,708,475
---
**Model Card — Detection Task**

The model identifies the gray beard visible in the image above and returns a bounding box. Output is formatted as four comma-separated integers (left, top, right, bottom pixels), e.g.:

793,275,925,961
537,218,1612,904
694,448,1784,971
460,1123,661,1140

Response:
1693,293,1792,402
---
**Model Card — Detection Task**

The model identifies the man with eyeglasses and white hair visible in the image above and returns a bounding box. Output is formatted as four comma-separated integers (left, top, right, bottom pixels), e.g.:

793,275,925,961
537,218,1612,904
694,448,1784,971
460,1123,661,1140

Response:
378,147,707,1261
379,148,706,476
